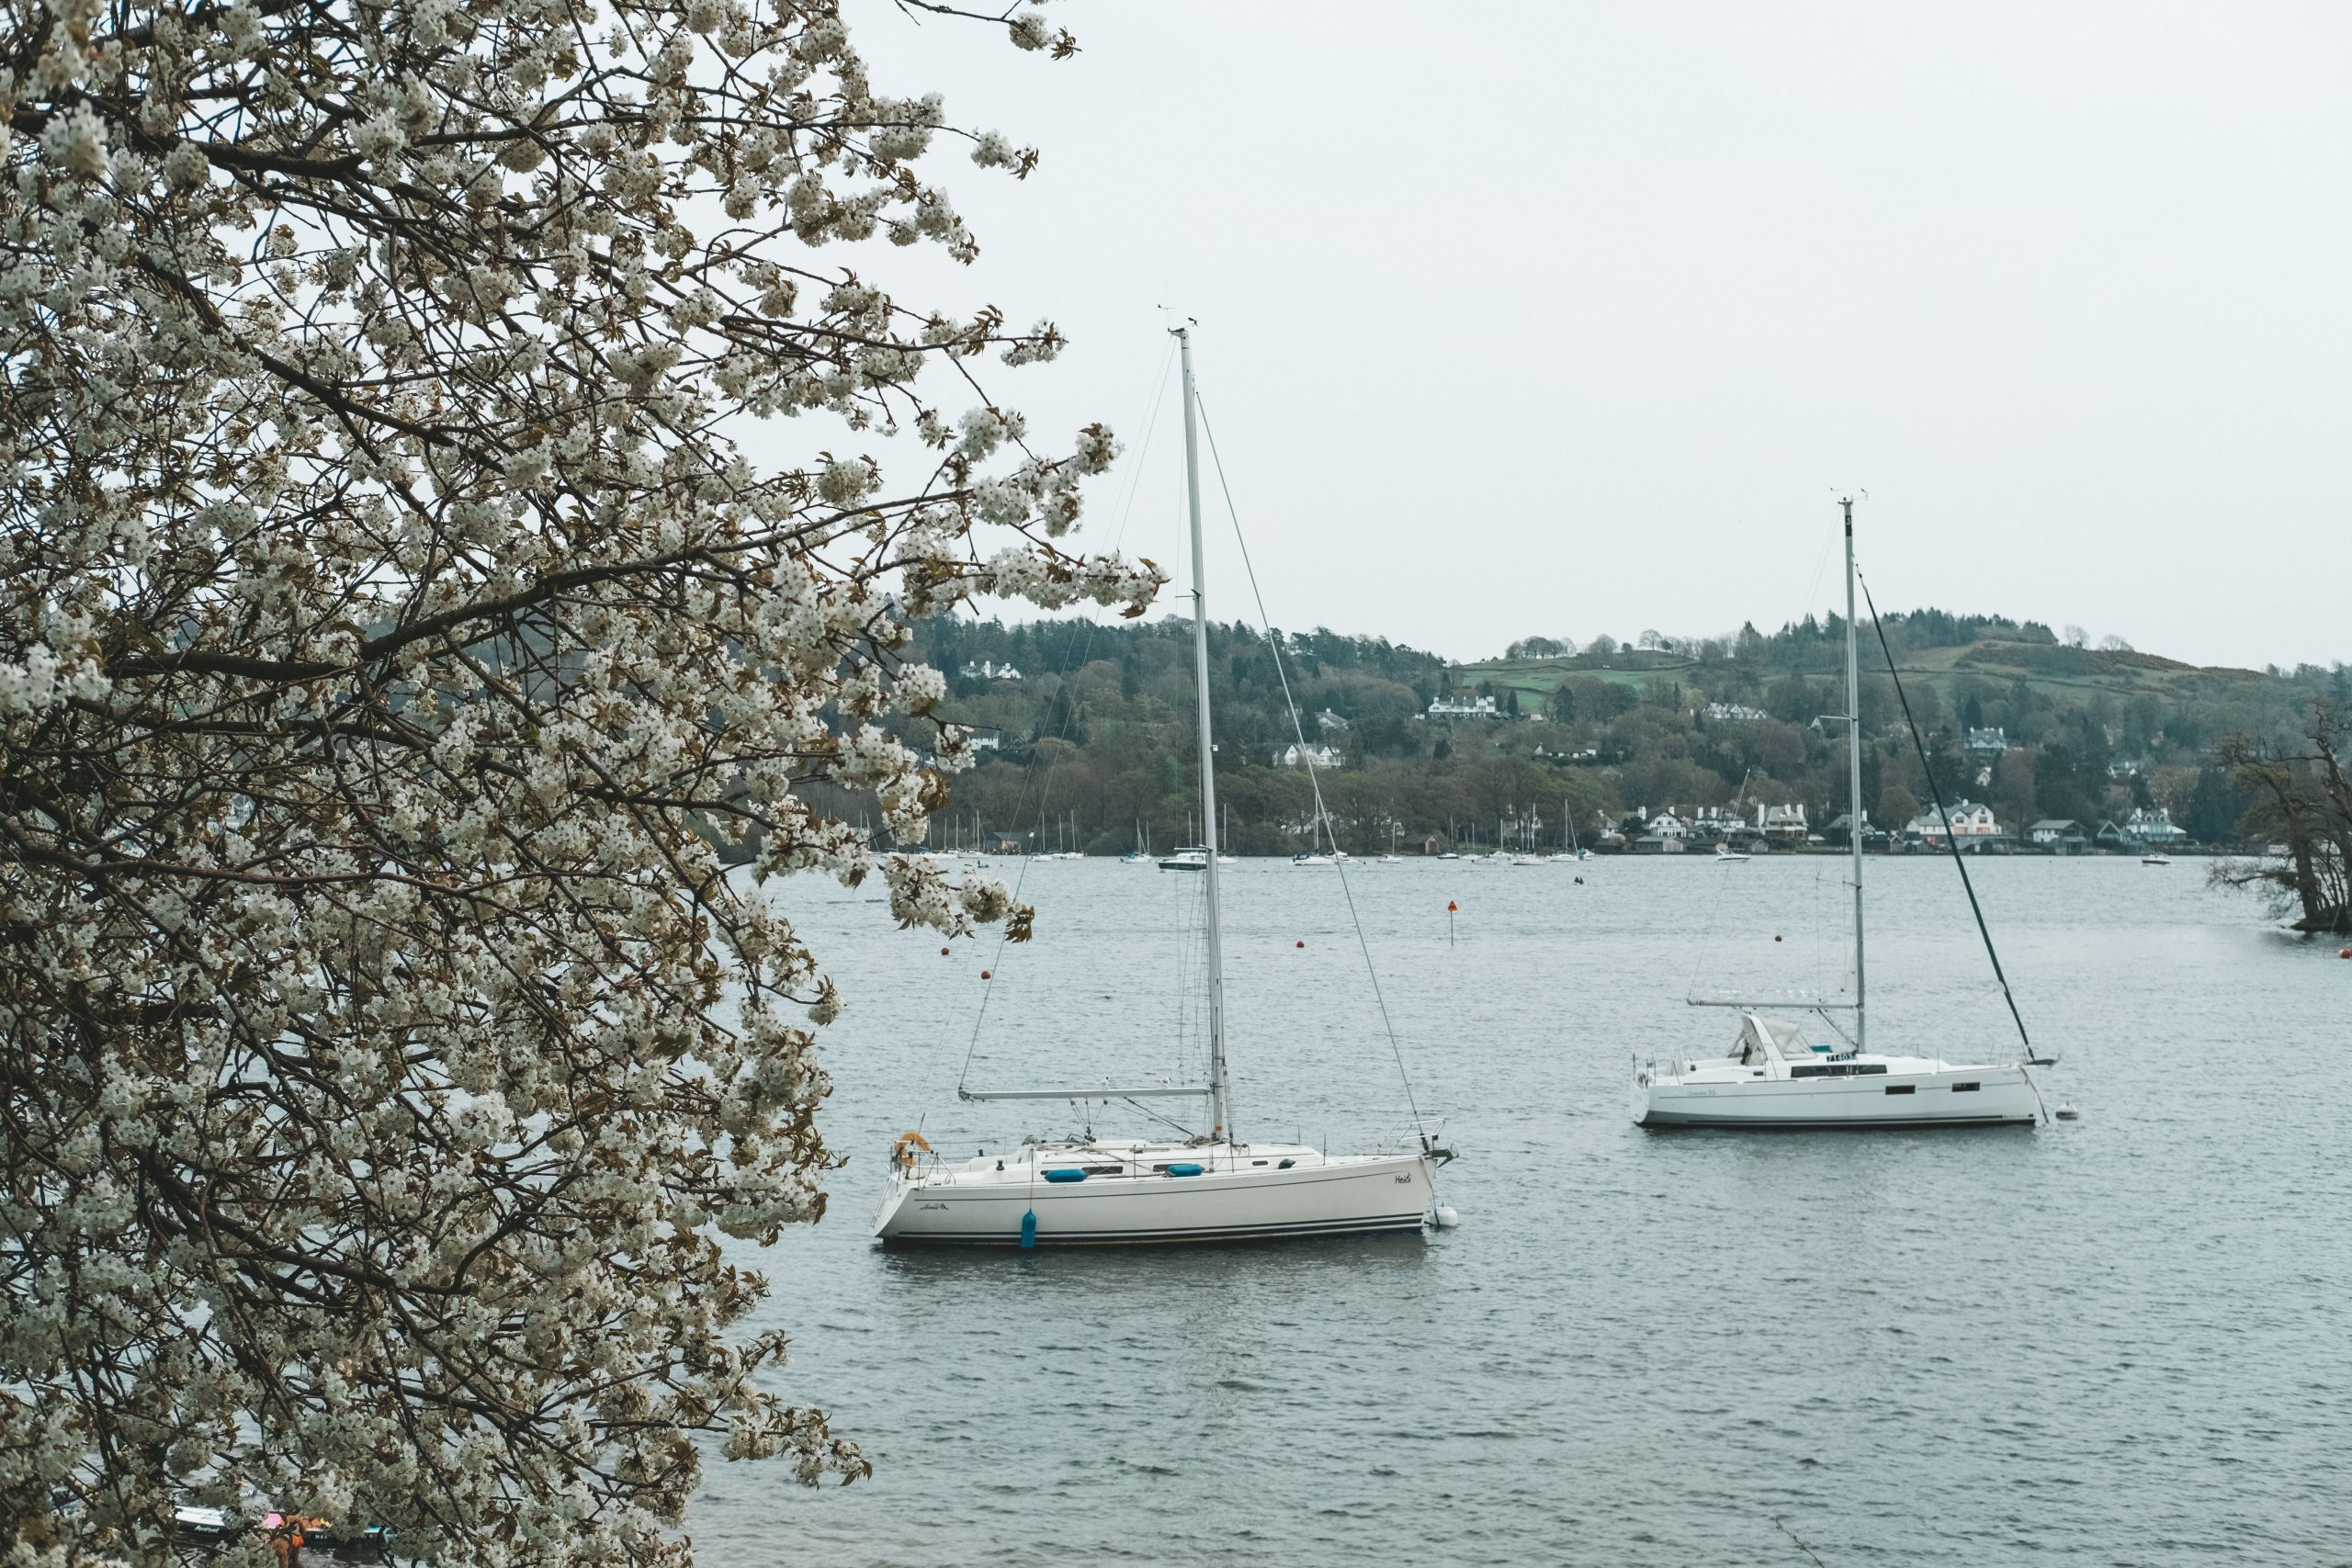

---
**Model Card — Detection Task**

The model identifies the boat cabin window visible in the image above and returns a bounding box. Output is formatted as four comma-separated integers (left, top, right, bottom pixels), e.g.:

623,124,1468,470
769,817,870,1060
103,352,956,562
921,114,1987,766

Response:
1952,1082,1980,1092
1790,1062,1889,1079
1884,1085,1916,1095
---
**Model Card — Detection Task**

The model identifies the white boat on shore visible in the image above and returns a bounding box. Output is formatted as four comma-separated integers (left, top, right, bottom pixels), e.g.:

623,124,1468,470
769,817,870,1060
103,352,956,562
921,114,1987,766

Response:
876,326,1447,1245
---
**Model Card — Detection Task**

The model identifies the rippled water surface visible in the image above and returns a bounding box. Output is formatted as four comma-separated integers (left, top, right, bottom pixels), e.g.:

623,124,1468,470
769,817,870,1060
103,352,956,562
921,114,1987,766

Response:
693,856,2347,1566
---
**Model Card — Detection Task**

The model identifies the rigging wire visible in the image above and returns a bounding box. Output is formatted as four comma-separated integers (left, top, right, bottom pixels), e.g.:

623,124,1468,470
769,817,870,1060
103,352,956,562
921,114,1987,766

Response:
951,341,1181,1105
1770,1515,1831,1568
1193,391,1430,1148
1854,564,2047,1067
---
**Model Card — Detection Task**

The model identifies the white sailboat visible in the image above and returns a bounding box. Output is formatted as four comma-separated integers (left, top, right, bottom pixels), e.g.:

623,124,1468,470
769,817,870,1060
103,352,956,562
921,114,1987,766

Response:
1633,499,2046,1130
875,326,1446,1244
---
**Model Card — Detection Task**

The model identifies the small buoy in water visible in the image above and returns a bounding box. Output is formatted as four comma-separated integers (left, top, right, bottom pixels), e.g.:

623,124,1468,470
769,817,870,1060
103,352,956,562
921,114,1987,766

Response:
1774,934,1783,942
1447,900,1458,913
1296,939,1306,948
2055,1104,2080,1121
2339,947,2351,959
940,946,950,956
980,968,992,980
1432,1206,1462,1230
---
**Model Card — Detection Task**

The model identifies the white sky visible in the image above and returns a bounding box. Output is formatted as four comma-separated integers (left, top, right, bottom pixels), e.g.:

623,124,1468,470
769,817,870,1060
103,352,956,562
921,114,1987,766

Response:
836,2,2351,670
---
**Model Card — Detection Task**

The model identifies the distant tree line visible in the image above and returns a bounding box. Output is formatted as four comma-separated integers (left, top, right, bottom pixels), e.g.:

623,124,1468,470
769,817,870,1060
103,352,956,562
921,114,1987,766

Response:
795,612,2352,861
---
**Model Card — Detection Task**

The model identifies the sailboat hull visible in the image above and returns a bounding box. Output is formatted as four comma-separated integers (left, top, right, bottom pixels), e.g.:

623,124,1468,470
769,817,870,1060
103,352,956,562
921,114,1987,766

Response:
874,1149,1437,1246
1634,1066,2040,1128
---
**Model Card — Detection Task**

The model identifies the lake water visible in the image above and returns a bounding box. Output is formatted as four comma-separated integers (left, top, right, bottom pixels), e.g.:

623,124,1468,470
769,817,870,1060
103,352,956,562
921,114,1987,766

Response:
693,855,2347,1566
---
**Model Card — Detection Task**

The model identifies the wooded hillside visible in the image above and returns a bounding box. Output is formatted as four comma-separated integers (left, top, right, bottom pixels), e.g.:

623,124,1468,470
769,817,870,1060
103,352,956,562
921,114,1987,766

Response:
813,613,2351,855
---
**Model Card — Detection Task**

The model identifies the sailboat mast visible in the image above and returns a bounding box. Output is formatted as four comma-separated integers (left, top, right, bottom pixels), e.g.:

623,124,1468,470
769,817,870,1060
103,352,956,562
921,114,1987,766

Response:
1841,496,1866,1052
1175,326,1231,1139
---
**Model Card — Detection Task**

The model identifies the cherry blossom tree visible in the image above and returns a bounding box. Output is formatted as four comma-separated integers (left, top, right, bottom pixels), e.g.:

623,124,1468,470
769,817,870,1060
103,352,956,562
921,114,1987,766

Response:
0,0,1155,1562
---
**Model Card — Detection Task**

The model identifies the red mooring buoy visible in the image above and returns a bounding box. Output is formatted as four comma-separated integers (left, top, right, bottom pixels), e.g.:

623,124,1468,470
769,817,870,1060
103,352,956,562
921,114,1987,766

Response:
1448,900,1458,913
2339,947,2351,959
981,969,992,980
1774,934,1783,942
940,946,950,956
1296,939,1306,948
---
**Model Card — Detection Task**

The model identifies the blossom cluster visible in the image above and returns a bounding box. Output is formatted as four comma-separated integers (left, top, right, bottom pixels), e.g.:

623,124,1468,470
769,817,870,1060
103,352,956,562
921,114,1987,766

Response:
0,0,1156,1563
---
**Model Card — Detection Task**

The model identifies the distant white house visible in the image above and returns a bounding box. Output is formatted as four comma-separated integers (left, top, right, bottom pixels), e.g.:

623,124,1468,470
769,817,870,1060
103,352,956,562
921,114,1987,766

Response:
2125,806,2188,843
1756,802,1808,842
1272,742,1345,770
1964,728,2010,757
1316,707,1350,733
1704,702,1768,722
1908,798,1999,847
958,660,1024,682
1427,694,1500,718
2029,818,2086,847
1690,805,1747,831
967,727,1002,751
1643,811,1690,840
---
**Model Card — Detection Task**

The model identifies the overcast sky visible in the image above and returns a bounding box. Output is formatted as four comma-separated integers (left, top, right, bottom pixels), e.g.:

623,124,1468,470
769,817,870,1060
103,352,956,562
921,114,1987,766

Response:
841,3,2349,670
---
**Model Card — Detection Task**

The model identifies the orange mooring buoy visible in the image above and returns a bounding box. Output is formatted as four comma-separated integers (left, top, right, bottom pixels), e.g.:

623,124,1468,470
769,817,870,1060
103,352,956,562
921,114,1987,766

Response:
981,969,992,980
1448,900,1458,913
2339,947,2351,959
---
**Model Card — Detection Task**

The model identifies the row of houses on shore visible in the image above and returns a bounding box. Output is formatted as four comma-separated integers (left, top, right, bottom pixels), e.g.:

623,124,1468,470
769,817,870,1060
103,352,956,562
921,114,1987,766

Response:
1614,801,2192,854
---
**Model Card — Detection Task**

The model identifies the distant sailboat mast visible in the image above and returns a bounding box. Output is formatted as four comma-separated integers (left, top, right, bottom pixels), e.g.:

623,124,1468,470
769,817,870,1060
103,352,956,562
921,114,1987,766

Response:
1177,324,1231,1140
1841,495,1867,1055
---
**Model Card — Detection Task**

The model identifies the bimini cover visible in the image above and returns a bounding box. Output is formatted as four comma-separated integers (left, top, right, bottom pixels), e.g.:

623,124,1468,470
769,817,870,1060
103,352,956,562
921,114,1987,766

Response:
1740,1013,1813,1062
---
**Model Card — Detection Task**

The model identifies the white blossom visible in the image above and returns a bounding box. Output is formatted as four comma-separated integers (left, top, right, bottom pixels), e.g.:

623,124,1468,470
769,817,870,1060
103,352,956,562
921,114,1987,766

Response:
0,0,1159,1562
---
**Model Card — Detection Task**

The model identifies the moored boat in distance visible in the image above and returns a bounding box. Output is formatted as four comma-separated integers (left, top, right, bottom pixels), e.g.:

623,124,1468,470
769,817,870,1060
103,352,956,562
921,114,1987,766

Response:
1634,497,2051,1132
1634,1012,2039,1128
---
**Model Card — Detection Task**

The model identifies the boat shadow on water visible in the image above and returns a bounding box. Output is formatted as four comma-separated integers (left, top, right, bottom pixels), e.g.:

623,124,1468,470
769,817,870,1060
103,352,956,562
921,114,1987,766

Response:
872,1226,1434,1283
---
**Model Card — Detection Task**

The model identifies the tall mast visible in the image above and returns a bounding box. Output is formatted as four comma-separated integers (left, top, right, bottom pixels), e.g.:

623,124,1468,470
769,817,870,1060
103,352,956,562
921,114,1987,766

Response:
1841,496,1866,1052
1175,326,1231,1139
